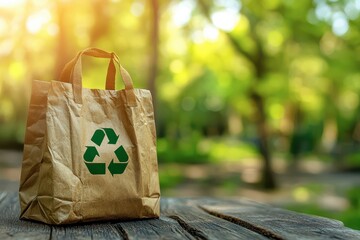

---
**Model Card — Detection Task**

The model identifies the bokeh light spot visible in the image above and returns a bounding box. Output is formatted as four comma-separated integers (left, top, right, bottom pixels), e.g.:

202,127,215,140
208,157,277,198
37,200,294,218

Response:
332,12,349,36
269,104,284,120
182,97,196,111
293,187,310,202
26,9,52,34
130,2,144,17
211,10,240,32
170,60,184,73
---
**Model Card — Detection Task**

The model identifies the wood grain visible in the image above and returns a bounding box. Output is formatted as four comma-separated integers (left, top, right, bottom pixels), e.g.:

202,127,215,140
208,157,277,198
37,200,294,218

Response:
1,192,360,240
0,192,51,240
0,193,196,240
161,198,269,240
49,222,123,240
117,217,195,240
199,198,360,240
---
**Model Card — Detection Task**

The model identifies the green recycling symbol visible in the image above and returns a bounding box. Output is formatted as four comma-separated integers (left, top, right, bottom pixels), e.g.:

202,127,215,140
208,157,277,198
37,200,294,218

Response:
83,128,129,176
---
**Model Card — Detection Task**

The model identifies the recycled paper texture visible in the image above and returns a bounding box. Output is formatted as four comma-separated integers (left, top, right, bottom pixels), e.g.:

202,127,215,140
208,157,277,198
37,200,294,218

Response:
19,48,160,224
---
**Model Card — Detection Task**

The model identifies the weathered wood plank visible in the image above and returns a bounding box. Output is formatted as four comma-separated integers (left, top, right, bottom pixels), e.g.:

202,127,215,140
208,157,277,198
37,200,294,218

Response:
0,192,124,240
2,192,360,240
199,198,360,240
117,216,195,240
0,192,51,240
51,223,123,240
161,198,268,240
0,193,197,240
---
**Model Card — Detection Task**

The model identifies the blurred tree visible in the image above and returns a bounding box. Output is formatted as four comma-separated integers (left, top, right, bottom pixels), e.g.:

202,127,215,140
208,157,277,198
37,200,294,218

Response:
197,0,277,188
55,0,71,77
1,0,360,185
148,0,160,122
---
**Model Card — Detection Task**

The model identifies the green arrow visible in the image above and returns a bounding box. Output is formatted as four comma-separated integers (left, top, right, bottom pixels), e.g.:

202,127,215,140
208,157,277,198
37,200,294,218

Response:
85,162,106,175
108,159,128,176
114,145,128,162
91,129,105,146
83,146,99,162
103,128,119,144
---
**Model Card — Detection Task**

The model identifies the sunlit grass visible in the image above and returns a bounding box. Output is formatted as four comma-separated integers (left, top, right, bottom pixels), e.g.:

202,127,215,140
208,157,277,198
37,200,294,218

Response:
286,185,360,230
157,136,259,164
158,165,184,189
206,139,260,163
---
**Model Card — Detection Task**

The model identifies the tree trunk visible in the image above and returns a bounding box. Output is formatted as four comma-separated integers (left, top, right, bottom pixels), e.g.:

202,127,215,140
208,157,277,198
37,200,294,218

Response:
89,0,111,45
251,92,276,189
148,0,159,114
55,0,70,78
252,43,276,189
197,0,276,189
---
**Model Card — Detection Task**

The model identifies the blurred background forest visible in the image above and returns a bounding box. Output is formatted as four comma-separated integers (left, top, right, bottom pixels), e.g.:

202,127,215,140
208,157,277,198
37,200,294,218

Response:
0,0,359,229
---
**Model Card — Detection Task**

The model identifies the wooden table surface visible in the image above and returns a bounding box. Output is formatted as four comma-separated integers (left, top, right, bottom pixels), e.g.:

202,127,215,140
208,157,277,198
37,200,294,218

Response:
1,192,360,240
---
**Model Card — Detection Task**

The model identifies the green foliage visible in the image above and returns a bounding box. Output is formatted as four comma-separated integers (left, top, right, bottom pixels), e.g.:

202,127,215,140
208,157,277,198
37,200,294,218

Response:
339,209,360,230
347,187,360,209
0,0,359,160
159,165,184,189
207,139,259,163
158,136,259,164
287,186,360,230
157,133,209,164
221,178,241,195
338,187,360,230
286,203,332,219
344,153,360,169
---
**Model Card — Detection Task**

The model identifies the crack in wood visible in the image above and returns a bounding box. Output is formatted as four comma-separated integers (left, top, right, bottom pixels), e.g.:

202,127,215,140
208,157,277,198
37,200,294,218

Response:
112,224,129,240
169,215,207,240
49,225,53,240
198,206,283,240
2,193,359,239
0,192,7,204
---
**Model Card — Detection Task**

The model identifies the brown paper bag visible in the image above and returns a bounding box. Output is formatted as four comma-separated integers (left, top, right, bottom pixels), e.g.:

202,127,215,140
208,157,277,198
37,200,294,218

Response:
19,48,160,224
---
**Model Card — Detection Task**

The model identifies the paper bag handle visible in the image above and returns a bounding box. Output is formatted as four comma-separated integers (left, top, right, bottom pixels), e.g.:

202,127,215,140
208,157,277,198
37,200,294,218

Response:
59,48,137,106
